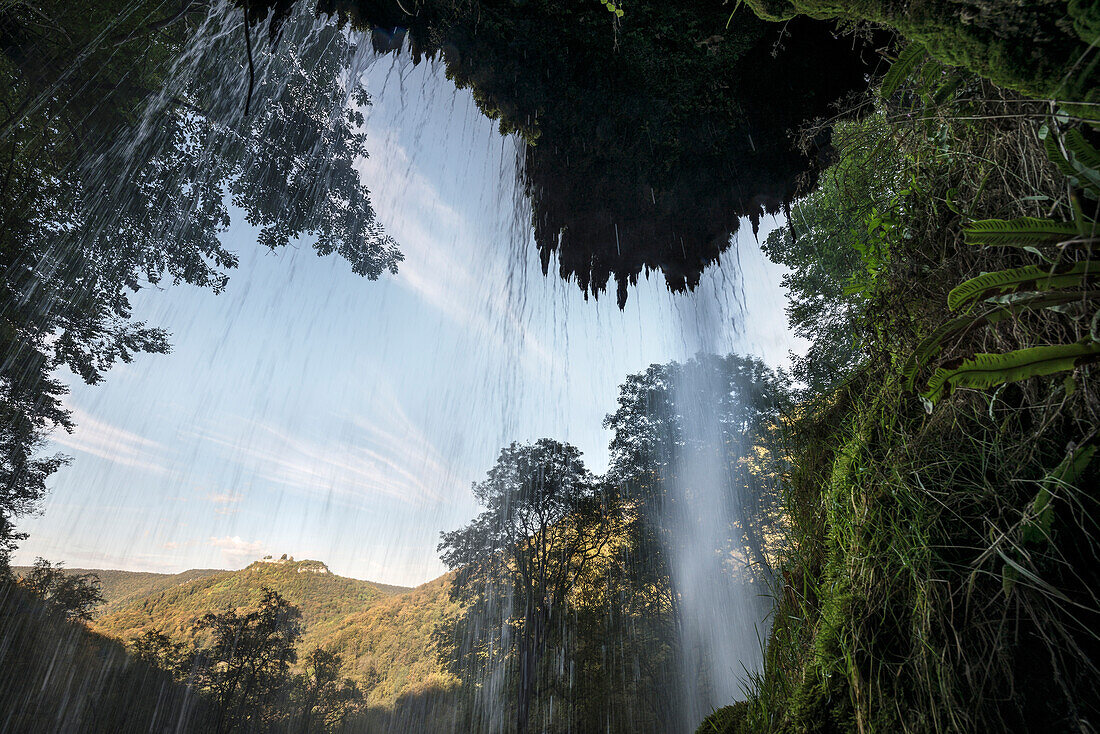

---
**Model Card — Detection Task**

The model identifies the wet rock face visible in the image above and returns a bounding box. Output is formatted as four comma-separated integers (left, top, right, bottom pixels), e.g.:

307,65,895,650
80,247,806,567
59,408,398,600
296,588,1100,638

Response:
250,0,883,305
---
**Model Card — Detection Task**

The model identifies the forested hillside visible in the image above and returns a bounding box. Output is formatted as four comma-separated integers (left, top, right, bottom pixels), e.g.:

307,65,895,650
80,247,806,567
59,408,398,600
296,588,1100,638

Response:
89,559,397,637
13,566,224,612
70,558,453,707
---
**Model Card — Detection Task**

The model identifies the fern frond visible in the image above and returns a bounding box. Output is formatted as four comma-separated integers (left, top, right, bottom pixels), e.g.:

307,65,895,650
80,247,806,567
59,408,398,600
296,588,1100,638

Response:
904,291,1099,389
1064,129,1100,173
1044,131,1079,179
963,217,1079,247
931,73,965,105
1021,437,1097,545
881,44,927,99
922,341,1100,404
948,261,1100,311
1064,129,1100,196
903,315,979,389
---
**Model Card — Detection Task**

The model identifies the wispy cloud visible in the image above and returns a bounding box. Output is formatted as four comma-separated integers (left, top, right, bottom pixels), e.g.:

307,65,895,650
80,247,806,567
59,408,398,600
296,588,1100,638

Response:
206,491,243,515
50,407,169,474
190,391,457,507
356,127,556,374
209,536,267,564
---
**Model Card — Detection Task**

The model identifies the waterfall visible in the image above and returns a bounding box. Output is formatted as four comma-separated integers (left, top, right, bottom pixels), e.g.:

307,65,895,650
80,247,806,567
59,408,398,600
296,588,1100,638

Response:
668,359,770,727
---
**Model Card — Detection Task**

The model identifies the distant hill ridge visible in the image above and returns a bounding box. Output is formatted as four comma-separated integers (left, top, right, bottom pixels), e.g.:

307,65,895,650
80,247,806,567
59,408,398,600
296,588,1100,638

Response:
16,558,456,707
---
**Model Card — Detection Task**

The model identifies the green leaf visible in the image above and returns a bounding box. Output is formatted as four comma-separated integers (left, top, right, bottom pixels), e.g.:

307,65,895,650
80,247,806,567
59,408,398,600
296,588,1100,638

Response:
1063,129,1100,196
1064,129,1100,173
931,72,964,105
1048,436,1098,487
880,44,927,99
903,315,982,389
945,187,963,215
1021,439,1097,545
1043,129,1080,179
903,292,1096,389
963,217,1079,247
1021,487,1054,544
922,340,1100,403
948,261,1100,312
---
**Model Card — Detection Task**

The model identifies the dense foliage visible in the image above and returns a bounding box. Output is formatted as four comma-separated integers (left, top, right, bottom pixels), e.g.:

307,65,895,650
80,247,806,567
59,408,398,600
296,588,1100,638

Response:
0,0,399,567
6,563,405,732
709,53,1100,733
13,558,104,622
130,587,366,733
86,558,454,708
438,439,619,733
742,0,1100,107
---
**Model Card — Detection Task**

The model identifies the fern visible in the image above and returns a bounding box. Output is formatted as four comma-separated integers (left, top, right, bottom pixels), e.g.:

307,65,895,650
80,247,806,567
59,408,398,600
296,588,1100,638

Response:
1065,129,1100,172
903,315,982,390
948,261,1100,311
1043,125,1100,198
880,43,927,99
1064,129,1100,196
963,217,1079,247
903,291,1097,389
931,72,965,105
922,341,1100,404
1021,438,1098,545
1043,128,1080,180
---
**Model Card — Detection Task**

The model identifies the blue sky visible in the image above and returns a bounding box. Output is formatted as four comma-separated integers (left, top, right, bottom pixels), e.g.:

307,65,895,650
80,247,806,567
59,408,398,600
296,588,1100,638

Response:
13,57,802,587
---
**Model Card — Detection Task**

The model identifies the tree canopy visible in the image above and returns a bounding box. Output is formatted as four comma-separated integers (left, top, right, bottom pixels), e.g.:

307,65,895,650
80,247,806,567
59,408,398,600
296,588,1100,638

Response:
14,558,104,622
0,0,399,564
191,588,304,733
438,439,618,733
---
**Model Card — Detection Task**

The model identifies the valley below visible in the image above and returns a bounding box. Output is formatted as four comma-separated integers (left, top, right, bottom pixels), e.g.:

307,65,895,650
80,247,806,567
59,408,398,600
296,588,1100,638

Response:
14,558,458,710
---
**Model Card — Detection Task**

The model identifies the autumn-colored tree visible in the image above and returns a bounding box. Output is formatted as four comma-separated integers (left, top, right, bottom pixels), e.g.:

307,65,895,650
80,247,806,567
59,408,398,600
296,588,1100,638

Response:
16,558,103,622
190,587,302,734
439,439,620,733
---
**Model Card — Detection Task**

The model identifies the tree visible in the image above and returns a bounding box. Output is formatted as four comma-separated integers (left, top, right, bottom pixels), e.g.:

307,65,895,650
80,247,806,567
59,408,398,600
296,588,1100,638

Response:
190,587,303,734
292,648,364,734
131,629,193,677
760,116,906,392
604,354,789,578
438,439,620,733
0,1,399,563
15,558,104,622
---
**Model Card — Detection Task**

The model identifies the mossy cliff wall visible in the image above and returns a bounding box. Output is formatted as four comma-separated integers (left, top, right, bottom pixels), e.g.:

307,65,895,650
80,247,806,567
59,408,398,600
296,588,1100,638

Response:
744,0,1099,104
254,0,883,304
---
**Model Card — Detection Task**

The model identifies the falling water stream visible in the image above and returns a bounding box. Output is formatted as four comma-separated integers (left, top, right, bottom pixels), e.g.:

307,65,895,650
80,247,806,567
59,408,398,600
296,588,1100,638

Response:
667,320,771,728
2,2,797,731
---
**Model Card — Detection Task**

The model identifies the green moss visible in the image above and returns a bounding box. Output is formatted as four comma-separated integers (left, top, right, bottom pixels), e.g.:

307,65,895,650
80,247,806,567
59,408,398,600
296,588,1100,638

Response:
696,701,750,734
743,0,1100,106
717,74,1100,732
